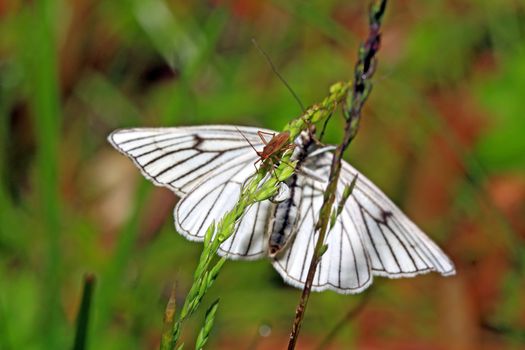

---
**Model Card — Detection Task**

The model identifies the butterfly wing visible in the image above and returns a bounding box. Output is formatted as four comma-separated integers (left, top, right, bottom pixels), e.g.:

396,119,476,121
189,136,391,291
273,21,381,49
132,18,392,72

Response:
108,125,270,196
341,161,456,278
109,125,275,259
174,169,272,259
272,150,455,294
110,125,456,290
271,171,373,293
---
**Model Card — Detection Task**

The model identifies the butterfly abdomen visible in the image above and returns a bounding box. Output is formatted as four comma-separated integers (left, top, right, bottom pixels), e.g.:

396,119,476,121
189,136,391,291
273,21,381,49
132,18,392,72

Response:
268,173,304,257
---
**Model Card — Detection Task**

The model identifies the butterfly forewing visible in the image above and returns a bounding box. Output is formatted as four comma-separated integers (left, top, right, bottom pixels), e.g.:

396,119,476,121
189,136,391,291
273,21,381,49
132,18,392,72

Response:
108,126,270,196
340,162,455,277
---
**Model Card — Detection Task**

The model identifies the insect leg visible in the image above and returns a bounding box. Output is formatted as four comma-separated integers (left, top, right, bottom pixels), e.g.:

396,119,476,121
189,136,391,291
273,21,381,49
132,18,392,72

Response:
253,158,262,173
268,158,280,181
257,131,275,145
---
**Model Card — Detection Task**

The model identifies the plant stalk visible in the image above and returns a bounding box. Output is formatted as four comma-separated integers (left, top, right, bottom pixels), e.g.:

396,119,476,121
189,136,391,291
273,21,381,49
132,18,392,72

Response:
287,1,387,349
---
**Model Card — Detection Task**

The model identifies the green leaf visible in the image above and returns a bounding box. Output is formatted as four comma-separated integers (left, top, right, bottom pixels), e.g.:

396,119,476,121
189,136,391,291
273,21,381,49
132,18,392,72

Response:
207,258,226,288
194,299,220,350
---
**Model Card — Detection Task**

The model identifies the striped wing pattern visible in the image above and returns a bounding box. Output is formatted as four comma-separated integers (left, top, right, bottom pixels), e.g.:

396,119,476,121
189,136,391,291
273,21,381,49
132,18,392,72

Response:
341,161,455,278
174,165,271,259
108,126,270,196
271,172,373,293
109,125,272,258
272,151,455,294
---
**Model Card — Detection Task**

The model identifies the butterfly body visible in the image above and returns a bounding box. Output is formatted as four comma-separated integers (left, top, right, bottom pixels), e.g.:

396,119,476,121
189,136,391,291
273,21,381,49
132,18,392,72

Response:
268,174,302,257
268,130,317,257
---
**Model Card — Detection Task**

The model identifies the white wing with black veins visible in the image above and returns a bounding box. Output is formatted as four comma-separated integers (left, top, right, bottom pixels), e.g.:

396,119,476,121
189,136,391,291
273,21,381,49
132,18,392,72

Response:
109,125,273,258
272,150,455,294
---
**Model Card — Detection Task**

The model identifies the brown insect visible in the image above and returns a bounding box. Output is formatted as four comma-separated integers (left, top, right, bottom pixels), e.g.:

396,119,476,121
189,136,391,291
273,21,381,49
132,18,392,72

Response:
236,128,295,173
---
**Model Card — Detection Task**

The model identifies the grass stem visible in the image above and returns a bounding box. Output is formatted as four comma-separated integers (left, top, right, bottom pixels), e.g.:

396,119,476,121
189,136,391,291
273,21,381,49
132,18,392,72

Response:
287,2,387,348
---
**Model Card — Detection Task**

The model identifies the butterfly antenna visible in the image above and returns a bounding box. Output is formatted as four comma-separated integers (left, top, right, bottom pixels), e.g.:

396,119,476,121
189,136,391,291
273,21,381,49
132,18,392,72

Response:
235,126,259,154
251,38,305,113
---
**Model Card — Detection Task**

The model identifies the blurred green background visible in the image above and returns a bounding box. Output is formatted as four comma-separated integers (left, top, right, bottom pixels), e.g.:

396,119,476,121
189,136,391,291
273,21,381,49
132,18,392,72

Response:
1,0,525,349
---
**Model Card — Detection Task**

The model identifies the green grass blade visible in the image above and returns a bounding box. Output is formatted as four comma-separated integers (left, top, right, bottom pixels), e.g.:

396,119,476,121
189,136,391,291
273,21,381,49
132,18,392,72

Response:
73,274,96,350
23,0,63,347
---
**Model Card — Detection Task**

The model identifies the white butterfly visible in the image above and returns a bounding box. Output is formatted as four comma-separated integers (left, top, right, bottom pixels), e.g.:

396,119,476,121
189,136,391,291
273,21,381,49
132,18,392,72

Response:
108,125,455,294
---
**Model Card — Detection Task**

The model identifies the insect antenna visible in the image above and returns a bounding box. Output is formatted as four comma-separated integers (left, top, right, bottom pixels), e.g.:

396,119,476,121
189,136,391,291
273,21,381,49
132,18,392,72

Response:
235,127,260,155
252,39,323,145
251,38,305,113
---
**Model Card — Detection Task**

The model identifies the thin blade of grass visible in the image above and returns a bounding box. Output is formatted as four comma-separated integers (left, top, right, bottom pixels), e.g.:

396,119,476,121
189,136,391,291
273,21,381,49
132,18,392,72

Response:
23,0,63,347
73,274,97,350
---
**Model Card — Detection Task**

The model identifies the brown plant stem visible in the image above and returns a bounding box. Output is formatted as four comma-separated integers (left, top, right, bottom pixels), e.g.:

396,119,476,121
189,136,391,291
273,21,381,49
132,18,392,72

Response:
287,1,387,349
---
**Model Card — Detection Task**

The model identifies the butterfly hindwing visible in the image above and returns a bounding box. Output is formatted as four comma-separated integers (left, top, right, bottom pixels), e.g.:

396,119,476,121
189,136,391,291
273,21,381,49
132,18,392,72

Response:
271,173,373,294
174,164,271,259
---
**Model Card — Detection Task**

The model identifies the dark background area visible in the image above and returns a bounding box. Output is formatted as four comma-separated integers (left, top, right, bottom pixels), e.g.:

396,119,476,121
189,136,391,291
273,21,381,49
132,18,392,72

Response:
1,0,524,348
